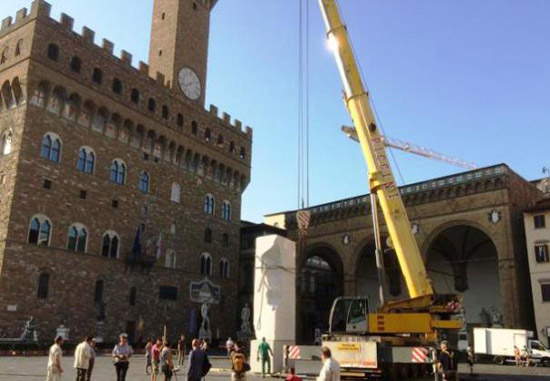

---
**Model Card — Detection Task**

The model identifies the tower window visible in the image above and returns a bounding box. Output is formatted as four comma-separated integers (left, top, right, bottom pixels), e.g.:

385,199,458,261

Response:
102,231,120,259
200,253,212,276
77,146,95,174
70,56,82,73
37,272,50,299
28,215,51,246
67,224,88,253
131,88,140,104
112,78,123,94
92,68,103,84
1,47,8,64
148,98,156,112
40,133,62,163
110,159,126,185
47,43,59,61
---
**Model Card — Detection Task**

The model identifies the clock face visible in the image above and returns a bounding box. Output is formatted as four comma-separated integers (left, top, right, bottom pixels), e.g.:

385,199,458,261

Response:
178,67,202,100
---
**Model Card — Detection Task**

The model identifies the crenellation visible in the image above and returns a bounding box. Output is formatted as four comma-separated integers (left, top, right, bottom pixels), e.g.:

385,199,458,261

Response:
246,126,253,137
102,38,114,55
138,61,149,76
209,104,218,116
1,17,13,31
81,26,95,44
155,71,165,86
15,8,28,23
59,13,73,31
120,50,132,66
234,119,242,130
222,112,231,123
30,0,51,19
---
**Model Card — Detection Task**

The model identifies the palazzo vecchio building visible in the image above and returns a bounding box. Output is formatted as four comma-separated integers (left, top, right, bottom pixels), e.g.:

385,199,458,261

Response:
0,0,252,343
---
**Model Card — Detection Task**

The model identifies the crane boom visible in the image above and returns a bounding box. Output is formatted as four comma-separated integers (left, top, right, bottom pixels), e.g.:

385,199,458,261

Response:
318,0,433,298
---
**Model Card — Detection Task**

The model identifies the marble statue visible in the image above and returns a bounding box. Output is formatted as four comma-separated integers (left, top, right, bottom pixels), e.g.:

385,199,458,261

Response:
199,303,211,341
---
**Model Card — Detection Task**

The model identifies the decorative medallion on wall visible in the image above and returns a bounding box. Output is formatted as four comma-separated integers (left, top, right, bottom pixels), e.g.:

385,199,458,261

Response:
488,209,501,224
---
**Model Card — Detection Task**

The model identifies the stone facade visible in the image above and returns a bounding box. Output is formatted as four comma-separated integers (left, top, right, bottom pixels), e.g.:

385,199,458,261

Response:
265,164,542,343
0,0,252,345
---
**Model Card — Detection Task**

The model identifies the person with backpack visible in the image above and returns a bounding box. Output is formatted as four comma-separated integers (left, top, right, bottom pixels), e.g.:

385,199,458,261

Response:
231,343,250,381
187,339,211,381
160,341,174,381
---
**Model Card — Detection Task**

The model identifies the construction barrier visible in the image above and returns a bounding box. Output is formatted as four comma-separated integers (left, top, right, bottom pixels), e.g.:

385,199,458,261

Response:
283,345,323,376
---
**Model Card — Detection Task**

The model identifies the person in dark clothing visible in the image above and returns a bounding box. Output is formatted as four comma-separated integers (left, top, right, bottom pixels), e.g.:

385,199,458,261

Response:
437,341,457,381
187,339,211,381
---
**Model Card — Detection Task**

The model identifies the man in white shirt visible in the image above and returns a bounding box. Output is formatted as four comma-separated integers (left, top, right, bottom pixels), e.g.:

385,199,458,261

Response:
74,336,94,381
316,347,340,381
46,336,64,381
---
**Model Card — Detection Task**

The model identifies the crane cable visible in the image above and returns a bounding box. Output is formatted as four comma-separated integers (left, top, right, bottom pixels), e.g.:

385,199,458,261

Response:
297,0,310,209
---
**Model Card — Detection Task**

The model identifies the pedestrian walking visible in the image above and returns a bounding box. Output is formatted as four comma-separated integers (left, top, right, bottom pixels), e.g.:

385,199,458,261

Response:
177,334,186,367
151,338,163,381
231,344,250,381
316,347,340,381
257,337,273,378
522,345,531,367
187,339,211,381
74,336,93,381
46,336,64,381
160,341,175,381
112,333,133,381
86,339,96,381
145,338,153,375
466,345,475,375
437,340,457,381
514,345,521,367
286,367,302,381
226,337,235,356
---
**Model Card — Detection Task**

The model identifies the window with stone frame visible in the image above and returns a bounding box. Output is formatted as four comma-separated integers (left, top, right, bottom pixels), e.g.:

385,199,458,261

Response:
112,78,123,94
110,159,126,185
222,200,232,221
240,147,246,159
77,147,95,174
177,113,184,128
47,43,59,61
542,283,550,302
67,224,87,253
15,39,23,56
535,244,550,263
139,171,150,193
37,272,50,299
200,253,212,276
70,56,82,73
131,88,140,104
534,215,546,229
129,287,137,306
204,194,215,215
219,258,230,279
148,98,156,112
28,215,51,246
102,231,119,259
92,68,103,84
170,183,181,203
162,105,169,120
40,133,62,163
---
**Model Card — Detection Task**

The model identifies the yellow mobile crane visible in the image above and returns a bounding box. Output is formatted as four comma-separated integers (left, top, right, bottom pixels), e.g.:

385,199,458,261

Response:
317,0,462,378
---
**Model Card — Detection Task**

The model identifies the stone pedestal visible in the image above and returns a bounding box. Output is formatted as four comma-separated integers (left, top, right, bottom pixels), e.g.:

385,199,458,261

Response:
250,235,296,374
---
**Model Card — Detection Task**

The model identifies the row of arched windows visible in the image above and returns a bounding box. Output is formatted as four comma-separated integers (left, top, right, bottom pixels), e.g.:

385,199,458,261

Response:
44,43,247,160
0,78,24,111
204,195,232,221
1,39,23,66
200,253,230,279
28,214,120,257
29,81,249,191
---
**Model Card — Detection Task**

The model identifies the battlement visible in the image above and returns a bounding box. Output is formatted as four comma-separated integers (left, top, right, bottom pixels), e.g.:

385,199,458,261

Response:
0,0,253,139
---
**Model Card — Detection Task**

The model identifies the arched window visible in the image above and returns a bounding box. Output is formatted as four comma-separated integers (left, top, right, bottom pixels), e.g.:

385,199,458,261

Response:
204,194,215,215
229,141,235,153
70,56,82,73
77,147,95,174
112,78,123,94
37,272,50,299
15,39,23,56
1,130,12,155
67,223,87,253
28,215,52,246
47,43,59,61
102,231,119,259
0,47,8,64
110,159,126,185
217,134,224,145
222,201,232,221
222,233,229,248
204,227,212,243
162,105,169,119
165,249,176,269
148,98,156,112
240,147,246,159
177,113,184,128
129,287,137,306
92,68,103,84
131,88,140,104
191,121,198,135
219,258,230,279
94,280,104,303
40,133,61,163
139,171,150,193
200,253,212,276
171,183,181,203
204,128,211,142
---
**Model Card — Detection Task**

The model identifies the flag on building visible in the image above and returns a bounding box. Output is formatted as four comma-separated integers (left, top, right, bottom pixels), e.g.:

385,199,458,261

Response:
155,231,163,259
131,225,143,259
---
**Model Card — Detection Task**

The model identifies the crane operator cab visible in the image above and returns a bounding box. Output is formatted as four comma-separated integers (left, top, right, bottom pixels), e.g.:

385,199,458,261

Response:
328,297,369,335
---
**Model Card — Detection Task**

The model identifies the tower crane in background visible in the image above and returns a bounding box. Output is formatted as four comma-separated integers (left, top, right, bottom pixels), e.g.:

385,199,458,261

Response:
342,126,478,170
316,0,463,378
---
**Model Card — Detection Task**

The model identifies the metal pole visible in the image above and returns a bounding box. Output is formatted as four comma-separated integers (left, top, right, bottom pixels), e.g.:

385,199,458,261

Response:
370,193,386,307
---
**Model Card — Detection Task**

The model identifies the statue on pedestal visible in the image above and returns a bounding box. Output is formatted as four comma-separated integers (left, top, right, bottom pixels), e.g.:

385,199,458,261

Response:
237,303,253,340
19,316,38,342
198,303,211,341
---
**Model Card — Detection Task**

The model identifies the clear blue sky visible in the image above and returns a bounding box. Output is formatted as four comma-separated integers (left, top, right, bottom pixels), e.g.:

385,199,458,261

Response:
4,1,550,222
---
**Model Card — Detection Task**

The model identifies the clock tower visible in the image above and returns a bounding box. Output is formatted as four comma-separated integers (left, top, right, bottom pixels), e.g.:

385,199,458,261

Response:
148,0,218,104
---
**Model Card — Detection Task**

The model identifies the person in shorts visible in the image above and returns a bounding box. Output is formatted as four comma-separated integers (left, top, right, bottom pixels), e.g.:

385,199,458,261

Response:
151,338,162,381
160,341,175,381
145,338,153,375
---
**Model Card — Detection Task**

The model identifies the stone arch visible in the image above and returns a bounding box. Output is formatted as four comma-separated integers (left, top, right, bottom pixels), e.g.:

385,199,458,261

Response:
297,242,344,344
176,145,184,167
30,80,50,107
11,77,23,105
167,141,176,163
79,100,95,127
120,119,133,144
63,92,81,121
423,221,501,328
145,129,156,154
48,86,66,114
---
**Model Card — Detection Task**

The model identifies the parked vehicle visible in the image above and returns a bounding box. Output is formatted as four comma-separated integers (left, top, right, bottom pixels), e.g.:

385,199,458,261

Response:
473,327,550,366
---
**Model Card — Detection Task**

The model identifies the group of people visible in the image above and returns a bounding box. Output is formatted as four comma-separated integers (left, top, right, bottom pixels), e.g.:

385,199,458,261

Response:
514,345,533,367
